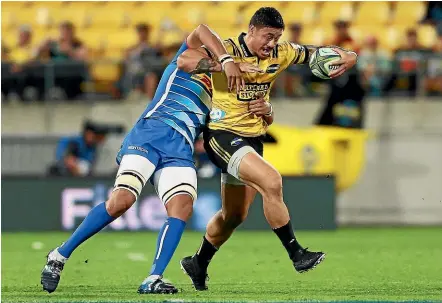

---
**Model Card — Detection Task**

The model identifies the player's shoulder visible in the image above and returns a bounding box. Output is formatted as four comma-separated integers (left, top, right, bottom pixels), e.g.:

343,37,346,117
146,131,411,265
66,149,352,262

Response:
275,41,308,63
277,41,304,53
223,37,242,57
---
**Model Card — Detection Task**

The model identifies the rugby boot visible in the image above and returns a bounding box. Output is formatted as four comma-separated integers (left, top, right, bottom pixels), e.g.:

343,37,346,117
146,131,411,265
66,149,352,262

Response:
293,247,326,273
137,275,178,294
180,255,209,291
41,248,67,293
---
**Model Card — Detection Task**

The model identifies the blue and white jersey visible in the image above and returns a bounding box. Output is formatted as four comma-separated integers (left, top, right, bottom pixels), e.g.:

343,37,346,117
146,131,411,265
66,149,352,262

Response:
140,41,213,152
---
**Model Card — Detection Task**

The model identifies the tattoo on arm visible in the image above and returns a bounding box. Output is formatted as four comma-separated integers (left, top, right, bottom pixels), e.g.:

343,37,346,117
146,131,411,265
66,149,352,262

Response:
189,58,220,74
324,45,351,52
305,45,350,53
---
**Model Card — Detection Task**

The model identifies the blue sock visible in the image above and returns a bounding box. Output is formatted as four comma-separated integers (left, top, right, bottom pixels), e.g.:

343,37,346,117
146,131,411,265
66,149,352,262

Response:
149,217,186,276
58,202,115,258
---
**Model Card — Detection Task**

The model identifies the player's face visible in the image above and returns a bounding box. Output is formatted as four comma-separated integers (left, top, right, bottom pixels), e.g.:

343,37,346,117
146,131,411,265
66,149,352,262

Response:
250,26,283,59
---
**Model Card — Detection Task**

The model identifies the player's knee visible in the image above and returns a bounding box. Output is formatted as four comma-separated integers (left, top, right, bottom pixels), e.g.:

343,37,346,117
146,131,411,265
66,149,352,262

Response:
223,209,248,229
166,194,194,222
262,172,283,199
106,189,136,217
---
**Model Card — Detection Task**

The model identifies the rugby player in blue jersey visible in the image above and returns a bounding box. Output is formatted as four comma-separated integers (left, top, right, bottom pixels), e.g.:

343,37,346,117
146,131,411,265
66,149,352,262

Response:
40,24,261,295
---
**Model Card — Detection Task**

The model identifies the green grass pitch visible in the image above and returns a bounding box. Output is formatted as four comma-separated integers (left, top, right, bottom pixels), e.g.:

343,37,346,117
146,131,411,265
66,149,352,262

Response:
2,228,442,303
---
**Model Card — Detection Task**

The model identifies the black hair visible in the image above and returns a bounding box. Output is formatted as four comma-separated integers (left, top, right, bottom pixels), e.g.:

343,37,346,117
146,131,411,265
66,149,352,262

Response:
249,7,285,30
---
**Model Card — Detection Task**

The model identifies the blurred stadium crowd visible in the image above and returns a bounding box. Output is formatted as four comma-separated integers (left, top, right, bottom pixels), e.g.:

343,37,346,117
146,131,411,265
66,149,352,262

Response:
1,1,442,102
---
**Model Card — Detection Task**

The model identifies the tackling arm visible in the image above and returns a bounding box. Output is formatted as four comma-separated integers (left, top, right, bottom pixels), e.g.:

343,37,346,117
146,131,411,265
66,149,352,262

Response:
177,48,222,74
184,24,247,93
186,24,231,61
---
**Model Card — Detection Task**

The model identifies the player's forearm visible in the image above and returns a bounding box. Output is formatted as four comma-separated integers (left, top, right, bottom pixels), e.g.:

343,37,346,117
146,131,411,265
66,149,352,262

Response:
177,49,222,74
303,45,357,62
188,24,229,59
263,114,274,125
189,58,222,74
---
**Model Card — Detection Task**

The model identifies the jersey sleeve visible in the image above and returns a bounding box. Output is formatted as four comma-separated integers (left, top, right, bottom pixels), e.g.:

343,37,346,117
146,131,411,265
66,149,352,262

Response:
171,40,189,64
278,41,309,70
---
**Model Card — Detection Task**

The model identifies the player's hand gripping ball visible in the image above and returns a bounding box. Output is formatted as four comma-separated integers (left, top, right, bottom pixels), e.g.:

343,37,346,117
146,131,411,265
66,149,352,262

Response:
309,47,341,80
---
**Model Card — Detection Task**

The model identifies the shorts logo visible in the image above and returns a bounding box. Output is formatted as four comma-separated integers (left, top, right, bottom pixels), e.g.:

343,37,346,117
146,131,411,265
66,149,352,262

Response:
210,108,226,122
230,138,243,146
128,146,148,154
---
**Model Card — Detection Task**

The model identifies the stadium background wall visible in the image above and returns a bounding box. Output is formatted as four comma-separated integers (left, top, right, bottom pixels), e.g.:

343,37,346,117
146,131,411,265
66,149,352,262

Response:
1,176,336,232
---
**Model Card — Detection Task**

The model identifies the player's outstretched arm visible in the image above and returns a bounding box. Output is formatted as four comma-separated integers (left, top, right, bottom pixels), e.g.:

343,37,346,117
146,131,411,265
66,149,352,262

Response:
302,45,358,78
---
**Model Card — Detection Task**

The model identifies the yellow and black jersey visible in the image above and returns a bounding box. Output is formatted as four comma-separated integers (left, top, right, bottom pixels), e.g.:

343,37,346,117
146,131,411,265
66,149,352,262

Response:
208,32,309,137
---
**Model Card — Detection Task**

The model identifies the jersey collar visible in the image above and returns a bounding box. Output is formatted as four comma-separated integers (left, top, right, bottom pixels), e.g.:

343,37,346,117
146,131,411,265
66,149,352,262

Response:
238,32,254,57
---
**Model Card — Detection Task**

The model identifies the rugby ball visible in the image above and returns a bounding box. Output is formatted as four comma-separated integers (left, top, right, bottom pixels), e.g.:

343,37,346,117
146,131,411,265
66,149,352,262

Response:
309,47,341,80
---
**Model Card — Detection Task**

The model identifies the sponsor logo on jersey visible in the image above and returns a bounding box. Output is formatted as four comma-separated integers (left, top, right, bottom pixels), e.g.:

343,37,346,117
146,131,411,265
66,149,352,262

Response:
266,64,280,74
230,138,243,146
237,82,271,101
128,146,148,154
209,108,226,122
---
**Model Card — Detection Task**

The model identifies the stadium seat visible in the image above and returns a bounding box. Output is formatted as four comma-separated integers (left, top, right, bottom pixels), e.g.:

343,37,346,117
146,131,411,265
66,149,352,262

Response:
301,27,320,45
1,11,16,30
63,1,102,9
203,7,242,29
279,26,318,45
382,25,409,51
30,27,47,47
418,25,438,49
350,24,392,52
281,2,317,25
309,26,334,45
1,1,27,14
392,2,426,26
81,30,108,51
12,6,41,27
211,26,243,40
31,1,65,7
203,3,242,29
241,2,284,21
105,29,138,51
2,28,16,49
353,2,391,25
128,2,172,30
90,61,120,82
168,1,213,30
50,6,91,28
89,7,129,29
317,1,355,24
102,47,126,60
45,27,61,40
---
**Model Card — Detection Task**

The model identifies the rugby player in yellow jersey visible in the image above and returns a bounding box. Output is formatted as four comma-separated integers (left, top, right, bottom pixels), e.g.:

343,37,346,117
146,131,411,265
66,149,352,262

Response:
177,7,358,291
